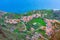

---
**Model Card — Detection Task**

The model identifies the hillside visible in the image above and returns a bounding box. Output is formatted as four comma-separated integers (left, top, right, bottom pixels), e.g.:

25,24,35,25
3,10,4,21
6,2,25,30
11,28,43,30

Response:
0,10,60,40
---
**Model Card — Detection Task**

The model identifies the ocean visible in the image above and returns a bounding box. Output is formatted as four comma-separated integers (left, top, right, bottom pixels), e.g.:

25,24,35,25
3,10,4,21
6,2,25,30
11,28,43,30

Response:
0,0,60,13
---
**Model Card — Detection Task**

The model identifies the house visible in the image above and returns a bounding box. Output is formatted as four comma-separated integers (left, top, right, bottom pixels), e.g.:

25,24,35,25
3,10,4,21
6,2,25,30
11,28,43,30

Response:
22,16,33,22
22,16,27,22
5,19,20,24
32,14,41,18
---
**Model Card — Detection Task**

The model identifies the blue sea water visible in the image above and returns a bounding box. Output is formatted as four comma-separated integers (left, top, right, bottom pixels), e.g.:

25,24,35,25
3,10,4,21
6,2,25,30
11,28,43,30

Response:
0,0,60,13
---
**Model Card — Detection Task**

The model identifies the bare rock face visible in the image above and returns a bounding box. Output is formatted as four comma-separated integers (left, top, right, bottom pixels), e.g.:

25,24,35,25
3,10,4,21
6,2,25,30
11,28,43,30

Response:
50,21,60,40
55,30,60,40
54,28,60,40
50,30,60,40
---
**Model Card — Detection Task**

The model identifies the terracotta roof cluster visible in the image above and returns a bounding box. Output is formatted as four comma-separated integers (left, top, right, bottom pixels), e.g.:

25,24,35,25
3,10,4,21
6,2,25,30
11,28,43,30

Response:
5,19,20,24
22,13,41,22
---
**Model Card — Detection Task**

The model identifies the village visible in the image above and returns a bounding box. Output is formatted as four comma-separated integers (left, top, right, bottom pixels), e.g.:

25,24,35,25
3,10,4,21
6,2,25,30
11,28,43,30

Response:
5,13,41,24
0,10,60,40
